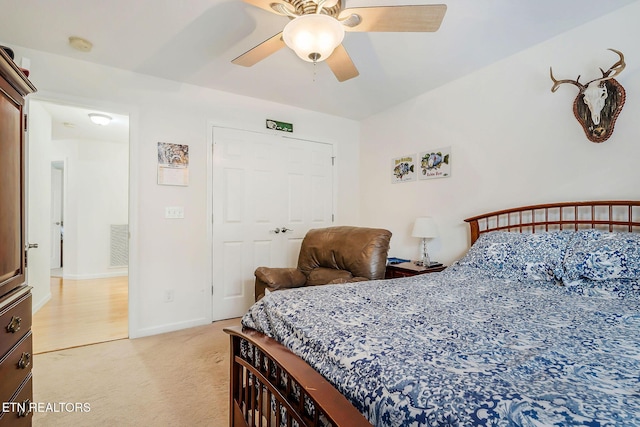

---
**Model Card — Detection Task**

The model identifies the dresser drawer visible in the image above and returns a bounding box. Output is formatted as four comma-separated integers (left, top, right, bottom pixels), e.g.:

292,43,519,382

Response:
0,331,32,405
0,374,33,427
0,288,32,357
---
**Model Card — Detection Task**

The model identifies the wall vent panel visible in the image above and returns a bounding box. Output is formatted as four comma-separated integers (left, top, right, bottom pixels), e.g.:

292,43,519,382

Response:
110,224,129,267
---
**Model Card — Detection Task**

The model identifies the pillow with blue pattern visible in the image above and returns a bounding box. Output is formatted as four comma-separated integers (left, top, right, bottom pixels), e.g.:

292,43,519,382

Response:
563,277,640,299
563,229,640,281
456,231,574,282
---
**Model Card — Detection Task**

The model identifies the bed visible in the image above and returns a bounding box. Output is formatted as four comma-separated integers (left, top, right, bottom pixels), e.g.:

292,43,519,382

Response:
224,201,640,426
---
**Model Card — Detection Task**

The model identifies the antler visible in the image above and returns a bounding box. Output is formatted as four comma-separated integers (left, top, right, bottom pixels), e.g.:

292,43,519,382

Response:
549,68,585,93
549,49,625,92
587,48,625,85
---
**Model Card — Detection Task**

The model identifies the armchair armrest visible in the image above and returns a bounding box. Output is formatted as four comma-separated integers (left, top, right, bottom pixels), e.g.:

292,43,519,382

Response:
254,267,307,301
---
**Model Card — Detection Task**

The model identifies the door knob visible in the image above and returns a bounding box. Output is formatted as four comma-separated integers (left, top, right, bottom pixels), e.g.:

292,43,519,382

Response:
27,243,39,249
270,228,281,234
281,227,293,233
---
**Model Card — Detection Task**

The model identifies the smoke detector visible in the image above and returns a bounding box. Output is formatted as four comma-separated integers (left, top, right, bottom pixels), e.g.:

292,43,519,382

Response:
68,36,93,52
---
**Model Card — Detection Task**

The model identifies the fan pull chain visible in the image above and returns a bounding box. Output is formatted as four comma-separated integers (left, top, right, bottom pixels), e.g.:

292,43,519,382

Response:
313,60,317,82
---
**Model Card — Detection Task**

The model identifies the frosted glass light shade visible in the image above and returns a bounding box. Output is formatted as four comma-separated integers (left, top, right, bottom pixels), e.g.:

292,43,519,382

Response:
88,113,112,126
283,14,345,63
411,217,439,238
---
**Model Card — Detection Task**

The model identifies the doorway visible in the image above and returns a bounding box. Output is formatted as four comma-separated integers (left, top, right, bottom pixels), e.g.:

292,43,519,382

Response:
27,99,130,353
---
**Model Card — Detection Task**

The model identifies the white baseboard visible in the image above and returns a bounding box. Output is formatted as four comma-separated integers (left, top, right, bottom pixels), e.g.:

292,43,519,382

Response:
32,293,52,314
63,270,128,280
129,317,210,339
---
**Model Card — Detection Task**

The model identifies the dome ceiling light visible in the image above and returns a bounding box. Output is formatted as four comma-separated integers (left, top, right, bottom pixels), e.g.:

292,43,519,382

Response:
88,113,112,126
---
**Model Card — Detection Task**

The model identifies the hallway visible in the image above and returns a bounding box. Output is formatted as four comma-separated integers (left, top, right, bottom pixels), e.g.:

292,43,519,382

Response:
32,276,128,354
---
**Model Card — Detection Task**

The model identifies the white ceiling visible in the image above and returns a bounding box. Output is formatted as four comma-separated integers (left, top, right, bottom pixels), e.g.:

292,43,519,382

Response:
33,101,130,143
1,0,637,125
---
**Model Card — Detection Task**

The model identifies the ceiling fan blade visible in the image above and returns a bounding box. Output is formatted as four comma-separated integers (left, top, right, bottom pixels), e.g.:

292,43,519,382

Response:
339,4,447,32
326,44,359,82
242,0,296,16
232,32,286,67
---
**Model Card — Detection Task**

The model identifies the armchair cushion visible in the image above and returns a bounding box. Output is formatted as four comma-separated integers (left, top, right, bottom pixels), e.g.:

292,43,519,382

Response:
327,276,370,285
307,268,353,286
298,226,392,280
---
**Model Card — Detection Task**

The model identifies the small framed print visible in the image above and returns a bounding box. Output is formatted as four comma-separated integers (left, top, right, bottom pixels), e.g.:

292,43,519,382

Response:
418,147,451,180
391,154,417,184
157,142,189,186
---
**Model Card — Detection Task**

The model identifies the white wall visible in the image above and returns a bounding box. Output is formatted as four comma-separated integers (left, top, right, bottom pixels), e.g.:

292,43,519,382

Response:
51,138,129,279
27,101,53,312
360,3,640,265
8,44,361,337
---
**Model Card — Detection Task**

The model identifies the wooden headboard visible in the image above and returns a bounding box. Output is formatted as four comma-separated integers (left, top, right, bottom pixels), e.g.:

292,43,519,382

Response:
464,201,640,244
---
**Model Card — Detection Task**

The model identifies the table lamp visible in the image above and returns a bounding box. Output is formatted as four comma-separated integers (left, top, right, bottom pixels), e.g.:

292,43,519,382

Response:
411,217,439,267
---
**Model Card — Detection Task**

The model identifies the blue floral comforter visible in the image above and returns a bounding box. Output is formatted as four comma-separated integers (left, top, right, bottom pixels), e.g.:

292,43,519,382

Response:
242,266,640,426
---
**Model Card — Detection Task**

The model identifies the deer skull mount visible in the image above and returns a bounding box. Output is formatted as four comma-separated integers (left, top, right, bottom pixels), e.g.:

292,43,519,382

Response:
550,49,626,143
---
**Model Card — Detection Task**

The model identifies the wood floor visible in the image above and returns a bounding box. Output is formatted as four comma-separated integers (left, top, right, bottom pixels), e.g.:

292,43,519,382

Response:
32,275,128,354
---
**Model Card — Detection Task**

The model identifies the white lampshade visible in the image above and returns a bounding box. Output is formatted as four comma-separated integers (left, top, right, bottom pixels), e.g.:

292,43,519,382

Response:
283,14,345,63
411,217,439,239
88,113,112,126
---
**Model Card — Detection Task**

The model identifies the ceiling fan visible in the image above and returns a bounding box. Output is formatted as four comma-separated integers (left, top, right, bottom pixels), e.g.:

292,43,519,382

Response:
232,0,447,82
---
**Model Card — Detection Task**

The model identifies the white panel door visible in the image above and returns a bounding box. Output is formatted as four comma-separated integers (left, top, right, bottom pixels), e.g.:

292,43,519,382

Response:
280,137,334,266
211,128,333,320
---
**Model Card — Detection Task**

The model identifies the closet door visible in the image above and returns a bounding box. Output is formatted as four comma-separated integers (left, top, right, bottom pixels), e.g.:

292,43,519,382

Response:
211,127,333,320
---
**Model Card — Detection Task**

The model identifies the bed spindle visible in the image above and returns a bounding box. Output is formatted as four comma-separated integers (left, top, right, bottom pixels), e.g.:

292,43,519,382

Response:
226,327,372,427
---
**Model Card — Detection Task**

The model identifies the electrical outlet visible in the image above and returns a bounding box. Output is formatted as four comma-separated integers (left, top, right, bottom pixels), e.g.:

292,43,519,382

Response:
165,206,184,219
164,289,174,303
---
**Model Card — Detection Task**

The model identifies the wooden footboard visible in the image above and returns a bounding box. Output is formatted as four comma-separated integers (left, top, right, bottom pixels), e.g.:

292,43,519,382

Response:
224,326,372,427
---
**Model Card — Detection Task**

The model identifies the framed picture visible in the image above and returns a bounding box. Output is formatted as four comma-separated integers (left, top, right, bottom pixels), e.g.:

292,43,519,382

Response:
391,154,417,183
157,142,189,186
418,146,451,180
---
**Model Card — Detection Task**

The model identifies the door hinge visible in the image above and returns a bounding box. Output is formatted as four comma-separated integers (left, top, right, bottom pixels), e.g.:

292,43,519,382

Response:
211,285,214,296
331,156,335,166
332,214,335,223
24,113,27,132
24,249,28,268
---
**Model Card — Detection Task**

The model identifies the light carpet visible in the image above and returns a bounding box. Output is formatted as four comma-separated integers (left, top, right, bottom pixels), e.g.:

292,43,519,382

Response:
33,318,241,427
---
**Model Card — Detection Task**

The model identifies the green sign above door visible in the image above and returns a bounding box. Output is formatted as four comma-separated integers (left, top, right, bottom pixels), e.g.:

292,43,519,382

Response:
266,119,293,133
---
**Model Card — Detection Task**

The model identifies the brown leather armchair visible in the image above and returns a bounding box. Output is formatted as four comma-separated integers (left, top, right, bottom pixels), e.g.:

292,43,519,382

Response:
254,226,392,301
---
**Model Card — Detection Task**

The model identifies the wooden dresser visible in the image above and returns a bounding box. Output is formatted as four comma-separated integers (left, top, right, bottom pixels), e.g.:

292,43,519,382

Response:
0,47,36,426
0,287,33,426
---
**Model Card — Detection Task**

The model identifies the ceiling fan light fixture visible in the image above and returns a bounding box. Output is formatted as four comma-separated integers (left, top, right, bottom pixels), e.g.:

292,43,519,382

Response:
283,14,345,63
88,113,112,126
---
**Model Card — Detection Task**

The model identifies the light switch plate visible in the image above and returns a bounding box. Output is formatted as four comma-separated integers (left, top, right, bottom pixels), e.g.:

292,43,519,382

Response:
165,206,184,219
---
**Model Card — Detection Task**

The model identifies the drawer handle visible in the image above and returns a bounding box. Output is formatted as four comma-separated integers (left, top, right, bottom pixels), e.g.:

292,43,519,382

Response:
17,399,32,418
6,315,21,333
18,352,31,369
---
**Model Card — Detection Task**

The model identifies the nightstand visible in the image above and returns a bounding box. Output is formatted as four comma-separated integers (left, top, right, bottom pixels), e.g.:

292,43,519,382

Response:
385,262,446,279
